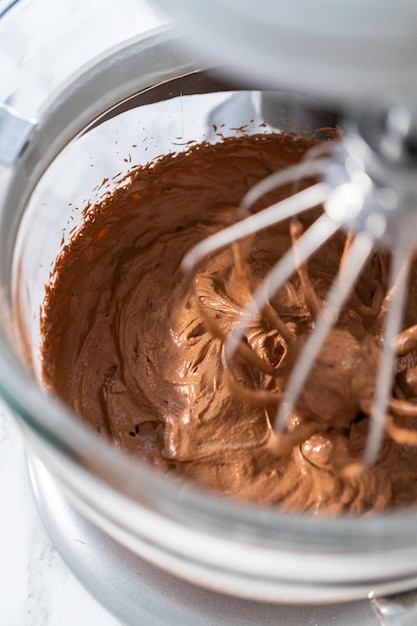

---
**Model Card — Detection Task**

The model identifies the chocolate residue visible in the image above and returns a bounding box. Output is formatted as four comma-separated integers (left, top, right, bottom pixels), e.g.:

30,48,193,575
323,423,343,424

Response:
41,133,417,515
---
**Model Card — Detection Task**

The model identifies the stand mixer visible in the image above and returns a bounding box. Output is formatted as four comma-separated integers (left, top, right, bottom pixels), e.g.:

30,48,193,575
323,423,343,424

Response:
1,0,417,624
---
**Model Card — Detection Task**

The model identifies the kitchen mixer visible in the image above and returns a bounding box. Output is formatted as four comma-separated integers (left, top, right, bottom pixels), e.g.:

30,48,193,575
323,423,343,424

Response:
1,0,417,624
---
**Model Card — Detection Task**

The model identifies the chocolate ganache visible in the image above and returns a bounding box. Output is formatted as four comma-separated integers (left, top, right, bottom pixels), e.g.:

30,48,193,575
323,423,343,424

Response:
41,133,417,515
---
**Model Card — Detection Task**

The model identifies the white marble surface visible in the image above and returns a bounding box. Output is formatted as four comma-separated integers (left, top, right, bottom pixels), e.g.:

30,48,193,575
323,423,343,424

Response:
0,403,122,626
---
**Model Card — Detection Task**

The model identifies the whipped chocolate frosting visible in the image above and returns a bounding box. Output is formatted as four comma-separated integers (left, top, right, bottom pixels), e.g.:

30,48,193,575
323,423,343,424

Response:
41,133,417,515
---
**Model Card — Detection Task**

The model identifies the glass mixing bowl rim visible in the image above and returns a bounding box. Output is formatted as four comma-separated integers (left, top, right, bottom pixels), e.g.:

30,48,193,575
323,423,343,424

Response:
2,24,417,552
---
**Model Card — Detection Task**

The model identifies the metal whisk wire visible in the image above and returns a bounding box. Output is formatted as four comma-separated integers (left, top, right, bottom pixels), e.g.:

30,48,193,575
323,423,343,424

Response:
182,156,331,274
274,229,375,433
364,219,413,468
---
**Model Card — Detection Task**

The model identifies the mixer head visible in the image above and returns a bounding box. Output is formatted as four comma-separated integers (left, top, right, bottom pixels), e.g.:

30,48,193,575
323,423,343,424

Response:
154,0,417,106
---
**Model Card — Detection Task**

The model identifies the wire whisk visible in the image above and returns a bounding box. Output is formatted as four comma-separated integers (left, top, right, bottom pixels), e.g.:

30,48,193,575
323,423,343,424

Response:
182,104,417,475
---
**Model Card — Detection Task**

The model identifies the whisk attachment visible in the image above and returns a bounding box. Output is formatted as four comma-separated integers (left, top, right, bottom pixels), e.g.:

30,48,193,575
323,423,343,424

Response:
182,103,417,474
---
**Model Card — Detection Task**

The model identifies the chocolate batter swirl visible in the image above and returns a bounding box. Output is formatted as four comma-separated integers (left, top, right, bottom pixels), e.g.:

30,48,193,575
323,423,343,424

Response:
41,133,417,515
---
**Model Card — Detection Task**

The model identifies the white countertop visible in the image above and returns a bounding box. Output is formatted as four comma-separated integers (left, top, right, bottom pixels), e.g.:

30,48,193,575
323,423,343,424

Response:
0,403,121,626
